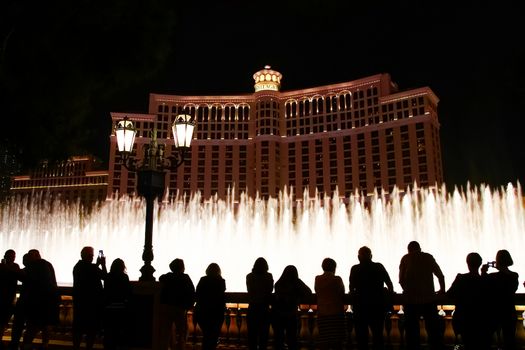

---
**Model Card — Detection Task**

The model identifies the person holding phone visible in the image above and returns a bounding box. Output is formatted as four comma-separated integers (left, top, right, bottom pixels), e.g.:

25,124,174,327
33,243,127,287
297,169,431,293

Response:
482,249,519,350
72,246,107,350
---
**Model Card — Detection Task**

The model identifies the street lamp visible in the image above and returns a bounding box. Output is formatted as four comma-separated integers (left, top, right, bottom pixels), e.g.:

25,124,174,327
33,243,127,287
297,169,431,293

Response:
115,115,195,281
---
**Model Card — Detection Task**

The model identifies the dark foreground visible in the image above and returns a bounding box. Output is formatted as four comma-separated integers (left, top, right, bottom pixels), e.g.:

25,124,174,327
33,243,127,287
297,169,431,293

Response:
2,285,525,349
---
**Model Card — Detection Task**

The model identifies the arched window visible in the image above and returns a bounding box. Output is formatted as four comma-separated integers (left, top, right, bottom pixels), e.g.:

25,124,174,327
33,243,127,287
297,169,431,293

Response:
240,105,250,121
224,106,231,122
345,93,351,109
305,100,310,116
203,106,209,122
188,105,196,117
317,97,324,113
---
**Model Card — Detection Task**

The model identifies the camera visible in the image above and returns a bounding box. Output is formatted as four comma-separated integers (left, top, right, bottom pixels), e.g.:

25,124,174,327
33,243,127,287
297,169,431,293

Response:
487,261,496,268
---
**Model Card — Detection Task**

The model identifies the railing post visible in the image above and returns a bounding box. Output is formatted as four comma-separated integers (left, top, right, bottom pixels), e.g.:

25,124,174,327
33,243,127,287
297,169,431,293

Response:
385,311,393,345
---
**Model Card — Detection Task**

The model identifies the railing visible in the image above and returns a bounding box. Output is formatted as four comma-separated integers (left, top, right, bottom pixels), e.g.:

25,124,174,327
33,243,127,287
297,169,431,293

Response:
4,286,525,349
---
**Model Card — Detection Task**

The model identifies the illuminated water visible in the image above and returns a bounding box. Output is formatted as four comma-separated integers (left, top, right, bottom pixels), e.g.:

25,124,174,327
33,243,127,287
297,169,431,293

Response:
1,184,524,293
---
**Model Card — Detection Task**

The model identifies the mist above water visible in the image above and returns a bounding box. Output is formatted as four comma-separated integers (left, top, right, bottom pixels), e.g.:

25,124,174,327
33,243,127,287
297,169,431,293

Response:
1,184,524,293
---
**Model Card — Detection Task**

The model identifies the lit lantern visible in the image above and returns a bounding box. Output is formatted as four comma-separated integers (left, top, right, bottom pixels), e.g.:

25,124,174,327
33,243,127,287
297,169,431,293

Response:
172,114,195,149
115,117,136,154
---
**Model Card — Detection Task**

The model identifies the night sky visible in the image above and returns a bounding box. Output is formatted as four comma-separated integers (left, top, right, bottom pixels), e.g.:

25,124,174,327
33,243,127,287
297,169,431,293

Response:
1,1,524,191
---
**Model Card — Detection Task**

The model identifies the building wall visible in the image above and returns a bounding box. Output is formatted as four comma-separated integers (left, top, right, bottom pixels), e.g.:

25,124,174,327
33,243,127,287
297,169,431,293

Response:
108,71,441,200
0,142,22,201
10,155,108,206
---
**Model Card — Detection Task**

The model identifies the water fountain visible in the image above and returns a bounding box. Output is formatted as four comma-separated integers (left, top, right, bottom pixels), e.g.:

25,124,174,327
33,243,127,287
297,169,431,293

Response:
1,183,524,293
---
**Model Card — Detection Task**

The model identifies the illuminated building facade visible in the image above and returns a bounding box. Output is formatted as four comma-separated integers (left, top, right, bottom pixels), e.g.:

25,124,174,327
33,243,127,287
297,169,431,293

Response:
0,142,22,201
108,66,442,200
10,155,108,206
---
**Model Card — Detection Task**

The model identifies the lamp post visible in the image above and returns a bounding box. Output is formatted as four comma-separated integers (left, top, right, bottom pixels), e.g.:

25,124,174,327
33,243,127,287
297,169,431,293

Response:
115,115,195,281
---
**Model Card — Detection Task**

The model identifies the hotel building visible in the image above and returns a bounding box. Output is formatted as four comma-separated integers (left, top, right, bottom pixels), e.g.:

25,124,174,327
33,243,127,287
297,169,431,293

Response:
10,155,108,206
0,142,22,201
108,67,442,200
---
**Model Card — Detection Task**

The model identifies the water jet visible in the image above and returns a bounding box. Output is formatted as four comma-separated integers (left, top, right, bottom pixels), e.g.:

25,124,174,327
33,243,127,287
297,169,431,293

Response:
1,184,523,293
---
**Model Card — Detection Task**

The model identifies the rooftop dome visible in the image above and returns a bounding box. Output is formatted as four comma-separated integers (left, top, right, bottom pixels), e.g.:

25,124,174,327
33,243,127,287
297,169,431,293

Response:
253,65,282,92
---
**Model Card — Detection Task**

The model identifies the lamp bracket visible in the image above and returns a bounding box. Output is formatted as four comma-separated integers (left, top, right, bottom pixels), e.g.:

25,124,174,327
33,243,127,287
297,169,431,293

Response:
120,154,137,172
119,145,187,173
166,147,187,172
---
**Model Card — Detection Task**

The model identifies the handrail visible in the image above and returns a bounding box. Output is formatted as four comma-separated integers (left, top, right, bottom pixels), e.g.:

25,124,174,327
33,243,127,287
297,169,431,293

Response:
54,285,525,306
6,286,525,349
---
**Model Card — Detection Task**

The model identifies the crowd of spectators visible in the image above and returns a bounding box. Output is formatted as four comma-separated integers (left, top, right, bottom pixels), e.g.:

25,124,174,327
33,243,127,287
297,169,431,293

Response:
0,242,521,349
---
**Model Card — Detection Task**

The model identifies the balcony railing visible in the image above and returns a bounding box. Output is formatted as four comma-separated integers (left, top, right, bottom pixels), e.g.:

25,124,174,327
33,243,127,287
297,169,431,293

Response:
3,285,525,349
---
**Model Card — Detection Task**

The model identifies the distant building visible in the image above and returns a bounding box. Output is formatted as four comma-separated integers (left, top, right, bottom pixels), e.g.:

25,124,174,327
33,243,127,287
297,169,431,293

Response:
108,67,442,200
10,155,108,207
0,142,22,202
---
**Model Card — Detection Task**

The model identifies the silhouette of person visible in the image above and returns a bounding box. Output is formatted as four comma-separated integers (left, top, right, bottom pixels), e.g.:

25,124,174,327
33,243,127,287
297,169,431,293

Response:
315,258,346,350
194,263,226,350
272,265,312,350
349,246,394,350
481,249,519,350
21,249,60,350
103,258,131,350
0,249,20,350
246,257,273,350
8,253,30,350
159,258,195,350
73,246,107,350
447,252,490,350
399,241,445,350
